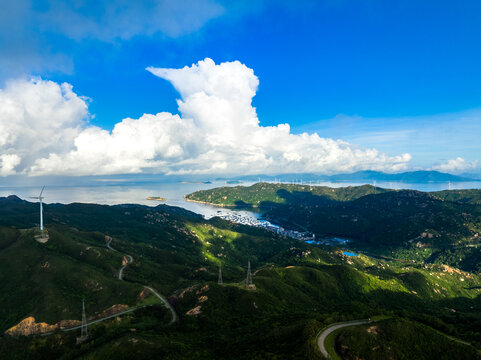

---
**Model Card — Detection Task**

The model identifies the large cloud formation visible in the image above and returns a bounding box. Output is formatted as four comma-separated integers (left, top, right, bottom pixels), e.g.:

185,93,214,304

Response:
1,58,412,176
0,78,87,175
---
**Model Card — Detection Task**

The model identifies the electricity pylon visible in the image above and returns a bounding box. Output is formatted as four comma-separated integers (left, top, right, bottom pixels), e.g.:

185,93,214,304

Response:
245,260,253,288
81,299,88,338
77,299,88,343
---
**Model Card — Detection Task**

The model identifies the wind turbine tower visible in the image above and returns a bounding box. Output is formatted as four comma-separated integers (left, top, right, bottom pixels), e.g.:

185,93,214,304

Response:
30,186,45,235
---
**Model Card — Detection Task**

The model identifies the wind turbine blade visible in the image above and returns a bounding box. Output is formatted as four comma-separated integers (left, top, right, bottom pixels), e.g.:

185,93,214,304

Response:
39,186,45,197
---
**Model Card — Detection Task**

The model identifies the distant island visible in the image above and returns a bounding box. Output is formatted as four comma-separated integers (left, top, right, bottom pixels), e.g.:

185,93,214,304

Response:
181,181,212,184
146,196,166,201
231,170,479,183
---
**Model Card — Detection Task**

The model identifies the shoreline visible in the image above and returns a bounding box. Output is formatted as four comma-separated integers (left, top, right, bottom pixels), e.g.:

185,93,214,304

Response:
183,195,259,208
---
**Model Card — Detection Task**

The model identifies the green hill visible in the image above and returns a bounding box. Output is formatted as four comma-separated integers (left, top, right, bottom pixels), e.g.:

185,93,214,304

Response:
187,184,481,272
433,189,481,205
334,318,481,360
185,182,390,207
0,195,480,359
0,224,143,332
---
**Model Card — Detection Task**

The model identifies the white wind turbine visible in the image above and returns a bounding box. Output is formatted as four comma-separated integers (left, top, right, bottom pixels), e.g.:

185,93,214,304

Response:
31,186,45,234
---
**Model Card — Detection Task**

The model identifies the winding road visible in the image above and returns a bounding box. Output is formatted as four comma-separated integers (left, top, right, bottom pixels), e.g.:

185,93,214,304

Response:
119,254,133,280
316,318,476,359
106,236,178,323
316,319,373,359
106,238,133,281
42,237,178,336
40,236,178,337
144,286,178,324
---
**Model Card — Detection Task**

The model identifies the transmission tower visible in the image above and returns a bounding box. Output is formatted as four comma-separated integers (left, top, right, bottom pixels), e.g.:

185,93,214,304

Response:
81,299,88,338
77,299,88,343
218,266,223,285
245,260,253,288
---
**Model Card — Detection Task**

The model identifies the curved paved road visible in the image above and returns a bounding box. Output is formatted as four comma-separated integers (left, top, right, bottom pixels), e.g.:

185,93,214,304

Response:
42,237,178,336
118,254,133,280
317,319,372,359
106,236,117,252
107,236,133,280
316,318,475,359
144,286,178,324
106,236,178,323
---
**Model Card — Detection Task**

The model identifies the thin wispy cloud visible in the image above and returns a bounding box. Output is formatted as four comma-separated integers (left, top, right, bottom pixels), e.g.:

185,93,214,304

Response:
296,110,481,170
0,0,226,80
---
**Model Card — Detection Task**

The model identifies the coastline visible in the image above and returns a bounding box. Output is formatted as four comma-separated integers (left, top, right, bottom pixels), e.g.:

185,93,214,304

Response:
183,195,259,208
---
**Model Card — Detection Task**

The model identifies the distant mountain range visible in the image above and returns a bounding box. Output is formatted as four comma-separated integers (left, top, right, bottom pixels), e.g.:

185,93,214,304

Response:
228,170,479,183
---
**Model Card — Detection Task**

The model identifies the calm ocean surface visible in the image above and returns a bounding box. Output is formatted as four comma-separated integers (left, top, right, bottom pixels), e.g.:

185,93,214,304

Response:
1,180,480,220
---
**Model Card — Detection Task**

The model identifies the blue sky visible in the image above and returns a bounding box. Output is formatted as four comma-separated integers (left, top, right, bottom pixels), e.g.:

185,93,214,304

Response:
0,0,480,176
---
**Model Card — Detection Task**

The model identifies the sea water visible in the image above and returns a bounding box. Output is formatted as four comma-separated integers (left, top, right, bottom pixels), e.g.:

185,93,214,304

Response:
1,179,480,221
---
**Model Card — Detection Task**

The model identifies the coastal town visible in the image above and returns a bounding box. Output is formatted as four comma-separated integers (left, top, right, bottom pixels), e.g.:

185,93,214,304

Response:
212,211,354,246
212,211,322,242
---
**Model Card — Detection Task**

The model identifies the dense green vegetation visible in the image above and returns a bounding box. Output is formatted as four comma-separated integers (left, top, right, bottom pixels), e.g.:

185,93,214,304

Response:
185,183,390,207
335,318,481,359
187,183,481,272
434,189,481,205
0,225,142,331
0,193,480,359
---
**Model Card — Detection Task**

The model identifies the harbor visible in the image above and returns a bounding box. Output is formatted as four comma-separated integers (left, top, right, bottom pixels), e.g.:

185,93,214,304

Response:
212,211,316,241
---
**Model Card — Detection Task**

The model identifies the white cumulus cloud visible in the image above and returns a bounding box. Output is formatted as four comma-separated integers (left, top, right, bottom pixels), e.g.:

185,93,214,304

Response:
432,157,479,174
0,77,88,175
2,58,412,177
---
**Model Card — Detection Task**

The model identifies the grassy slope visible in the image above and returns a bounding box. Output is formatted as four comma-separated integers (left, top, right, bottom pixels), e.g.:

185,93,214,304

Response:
0,225,142,331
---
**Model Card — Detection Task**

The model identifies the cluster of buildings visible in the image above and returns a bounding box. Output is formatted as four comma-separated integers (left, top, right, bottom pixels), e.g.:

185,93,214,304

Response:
214,211,353,247
215,212,315,241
